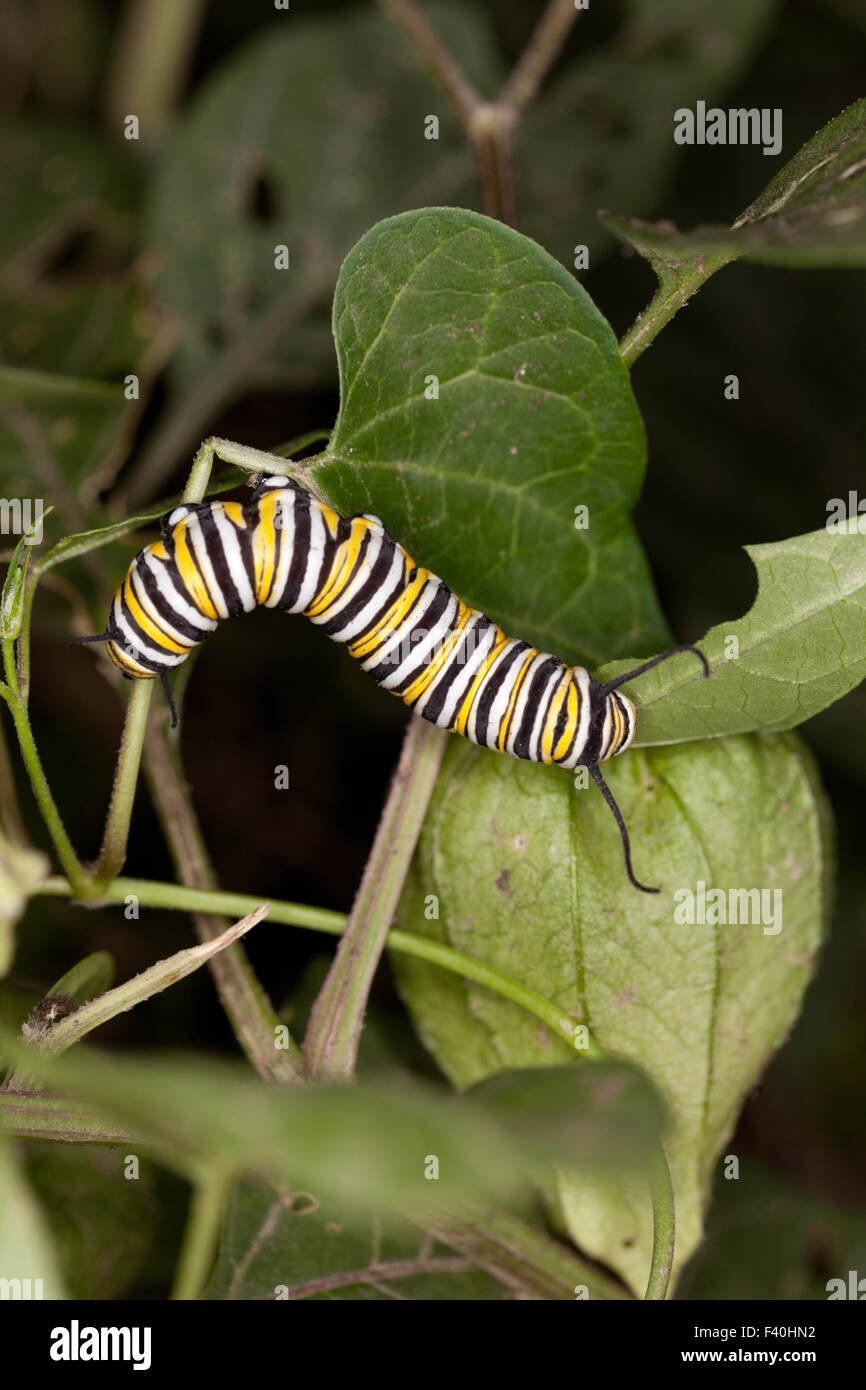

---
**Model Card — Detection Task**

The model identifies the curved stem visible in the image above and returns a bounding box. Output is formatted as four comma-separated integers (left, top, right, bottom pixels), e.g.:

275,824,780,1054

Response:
645,1143,676,1301
619,250,736,369
171,1163,230,1301
4,691,88,893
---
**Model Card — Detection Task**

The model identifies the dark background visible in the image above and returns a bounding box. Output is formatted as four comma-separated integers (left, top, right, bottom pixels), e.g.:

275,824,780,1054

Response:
2,0,865,1297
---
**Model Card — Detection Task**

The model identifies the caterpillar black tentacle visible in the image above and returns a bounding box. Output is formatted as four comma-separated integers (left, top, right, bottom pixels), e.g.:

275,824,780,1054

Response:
76,475,710,891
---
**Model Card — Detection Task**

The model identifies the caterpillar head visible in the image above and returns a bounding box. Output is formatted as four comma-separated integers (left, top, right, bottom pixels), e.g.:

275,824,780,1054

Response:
598,689,637,763
104,636,156,679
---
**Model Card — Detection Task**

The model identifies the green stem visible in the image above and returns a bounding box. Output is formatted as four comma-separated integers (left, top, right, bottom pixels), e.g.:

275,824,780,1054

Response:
3,691,88,892
302,718,449,1081
92,679,154,884
171,1163,230,1300
645,1143,676,1301
619,250,736,368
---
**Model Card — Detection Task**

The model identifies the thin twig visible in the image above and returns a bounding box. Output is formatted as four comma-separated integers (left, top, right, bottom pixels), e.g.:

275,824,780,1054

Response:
499,0,581,116
142,724,304,1084
379,0,582,227
376,0,480,125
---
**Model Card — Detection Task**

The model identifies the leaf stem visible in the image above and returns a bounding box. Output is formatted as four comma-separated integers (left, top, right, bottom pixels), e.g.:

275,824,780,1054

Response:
303,718,449,1080
0,1093,134,1144
2,907,269,1093
619,250,736,368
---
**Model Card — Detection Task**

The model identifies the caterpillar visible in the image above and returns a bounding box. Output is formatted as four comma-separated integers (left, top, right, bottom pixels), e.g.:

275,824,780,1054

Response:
75,474,709,892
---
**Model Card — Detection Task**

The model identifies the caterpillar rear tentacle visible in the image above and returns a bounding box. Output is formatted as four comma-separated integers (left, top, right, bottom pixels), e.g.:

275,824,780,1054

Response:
73,475,710,892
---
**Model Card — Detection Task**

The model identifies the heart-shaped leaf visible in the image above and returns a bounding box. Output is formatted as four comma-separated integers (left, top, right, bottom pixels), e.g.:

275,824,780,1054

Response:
394,731,829,1293
311,206,667,665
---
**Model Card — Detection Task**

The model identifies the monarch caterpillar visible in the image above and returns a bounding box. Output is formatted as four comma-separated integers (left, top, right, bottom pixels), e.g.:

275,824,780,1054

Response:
75,474,709,892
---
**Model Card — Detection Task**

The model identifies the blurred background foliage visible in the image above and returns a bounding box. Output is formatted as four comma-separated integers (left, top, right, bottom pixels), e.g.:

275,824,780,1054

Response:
0,0,864,1298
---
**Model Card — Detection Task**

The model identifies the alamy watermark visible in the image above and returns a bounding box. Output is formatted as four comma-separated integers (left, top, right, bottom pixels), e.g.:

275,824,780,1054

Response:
826,492,866,533
674,102,782,157
674,879,782,935
0,498,45,545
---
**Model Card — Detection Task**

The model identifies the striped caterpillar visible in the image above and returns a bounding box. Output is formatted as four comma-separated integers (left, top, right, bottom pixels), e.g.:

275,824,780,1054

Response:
75,474,709,892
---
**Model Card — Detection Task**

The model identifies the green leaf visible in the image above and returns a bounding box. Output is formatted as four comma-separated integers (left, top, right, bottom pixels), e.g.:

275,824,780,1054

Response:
0,1033,631,1215
394,731,829,1294
597,527,866,746
520,0,780,268
311,206,667,666
603,97,866,268
150,3,504,397
0,1129,67,1299
206,1178,510,1302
